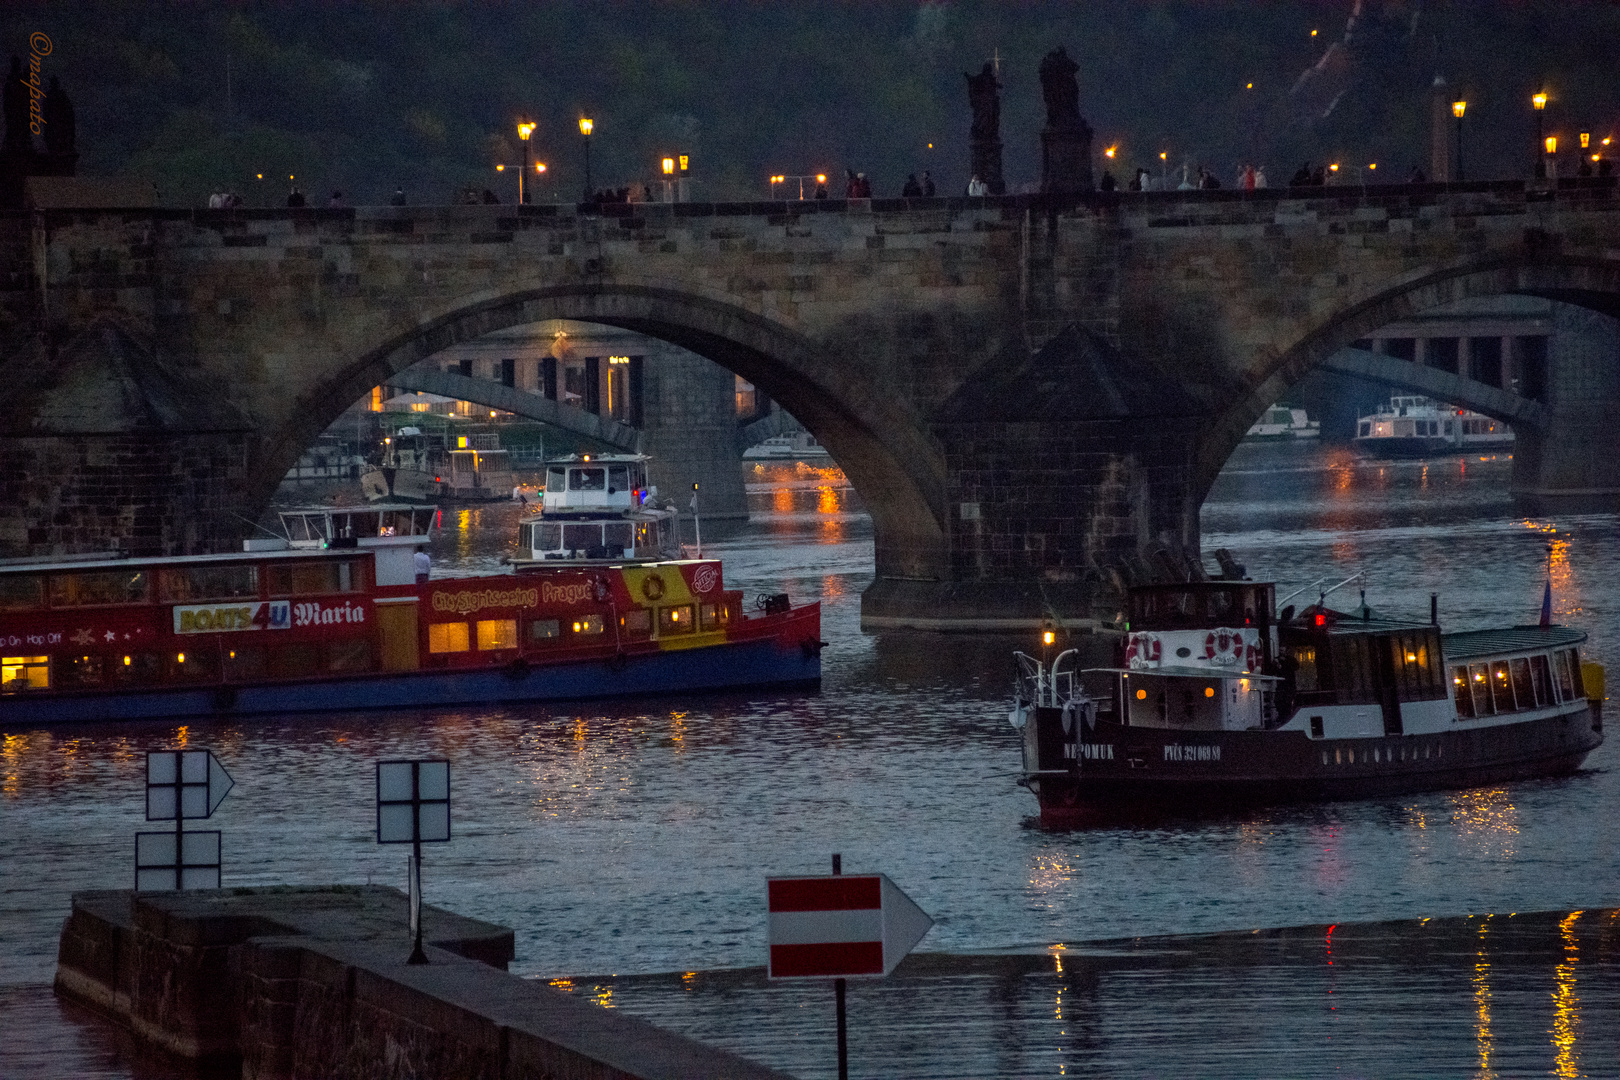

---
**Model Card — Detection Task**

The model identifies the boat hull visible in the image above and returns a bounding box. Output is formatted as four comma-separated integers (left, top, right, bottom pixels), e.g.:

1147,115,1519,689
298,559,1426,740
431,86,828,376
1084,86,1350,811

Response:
1026,706,1602,827
1354,436,1457,459
0,620,821,726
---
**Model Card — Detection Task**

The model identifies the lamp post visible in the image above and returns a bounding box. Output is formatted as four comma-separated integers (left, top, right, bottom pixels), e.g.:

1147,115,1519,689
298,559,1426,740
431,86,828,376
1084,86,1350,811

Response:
1533,92,1548,178
1452,100,1467,181
516,119,535,204
666,157,679,202
579,117,594,202
1545,135,1558,179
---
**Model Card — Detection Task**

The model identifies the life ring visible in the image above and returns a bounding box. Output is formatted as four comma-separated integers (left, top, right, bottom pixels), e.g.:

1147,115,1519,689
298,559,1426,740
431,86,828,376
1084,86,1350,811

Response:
641,574,666,601
1204,627,1243,666
1125,631,1161,670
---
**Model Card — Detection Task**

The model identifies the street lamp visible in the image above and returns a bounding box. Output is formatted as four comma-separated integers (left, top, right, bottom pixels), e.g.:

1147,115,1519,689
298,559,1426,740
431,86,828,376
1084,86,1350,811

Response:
1533,92,1548,178
516,119,536,204
1452,100,1467,181
1545,135,1558,178
665,157,679,202
579,117,594,201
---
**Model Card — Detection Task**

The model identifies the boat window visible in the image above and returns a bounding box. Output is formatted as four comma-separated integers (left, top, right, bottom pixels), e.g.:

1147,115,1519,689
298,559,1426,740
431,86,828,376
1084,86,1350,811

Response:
518,524,533,552
621,609,651,634
546,467,567,492
450,452,476,473
634,522,654,550
414,508,437,535
112,652,162,685
268,560,363,596
1331,636,1374,703
428,622,470,653
56,654,103,690
700,603,729,630
528,618,561,641
563,523,601,552
476,619,518,650
1451,667,1474,718
1555,649,1581,699
338,511,381,539
571,614,604,635
658,605,695,635
2,655,50,692
1530,654,1555,703
1509,658,1537,709
378,510,412,536
604,522,633,552
608,466,629,492
1359,421,1371,437
223,646,268,681
569,468,606,491
158,565,258,603
630,463,647,489
1468,663,1495,716
0,574,44,612
536,523,562,551
167,648,221,682
326,640,373,672
1289,645,1319,692
299,514,330,540
1489,661,1516,711
1392,633,1443,700
50,570,150,607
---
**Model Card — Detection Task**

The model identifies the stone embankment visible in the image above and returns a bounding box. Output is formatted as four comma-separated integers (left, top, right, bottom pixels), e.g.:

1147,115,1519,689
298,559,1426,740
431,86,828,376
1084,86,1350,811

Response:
54,885,791,1080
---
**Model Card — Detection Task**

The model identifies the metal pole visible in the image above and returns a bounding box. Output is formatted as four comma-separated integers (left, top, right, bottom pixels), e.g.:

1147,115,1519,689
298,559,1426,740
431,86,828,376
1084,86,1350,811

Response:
174,756,184,891
408,762,428,964
832,853,847,1080
583,136,593,202
519,140,527,206
1456,116,1465,182
1537,111,1546,179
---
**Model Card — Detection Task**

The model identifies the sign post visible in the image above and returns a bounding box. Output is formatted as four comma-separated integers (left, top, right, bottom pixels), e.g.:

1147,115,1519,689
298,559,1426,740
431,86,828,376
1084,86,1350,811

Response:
376,759,450,965
767,854,933,1080
137,749,233,891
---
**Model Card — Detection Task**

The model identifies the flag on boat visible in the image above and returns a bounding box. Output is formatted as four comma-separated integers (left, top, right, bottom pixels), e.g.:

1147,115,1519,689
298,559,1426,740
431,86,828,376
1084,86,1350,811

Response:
1540,576,1552,628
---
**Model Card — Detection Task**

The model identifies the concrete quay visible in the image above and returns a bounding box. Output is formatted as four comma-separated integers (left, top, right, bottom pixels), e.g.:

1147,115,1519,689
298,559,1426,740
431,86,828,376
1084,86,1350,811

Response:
53,885,791,1080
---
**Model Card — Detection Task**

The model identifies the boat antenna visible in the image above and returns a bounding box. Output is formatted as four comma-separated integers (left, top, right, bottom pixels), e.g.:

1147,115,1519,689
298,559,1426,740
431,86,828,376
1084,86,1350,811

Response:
232,510,289,540
1316,570,1366,609
1277,576,1330,608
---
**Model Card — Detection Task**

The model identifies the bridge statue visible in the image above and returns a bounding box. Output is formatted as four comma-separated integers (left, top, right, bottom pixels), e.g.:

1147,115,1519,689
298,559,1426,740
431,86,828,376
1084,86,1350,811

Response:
964,62,1005,195
1038,46,1092,193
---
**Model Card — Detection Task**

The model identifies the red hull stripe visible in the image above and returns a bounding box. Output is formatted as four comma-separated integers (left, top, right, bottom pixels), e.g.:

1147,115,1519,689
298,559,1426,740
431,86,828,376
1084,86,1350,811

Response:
770,941,884,978
767,876,881,912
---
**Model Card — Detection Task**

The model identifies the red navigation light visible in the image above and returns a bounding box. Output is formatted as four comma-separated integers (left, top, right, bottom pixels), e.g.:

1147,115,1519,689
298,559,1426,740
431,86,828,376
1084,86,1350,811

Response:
1314,613,1327,627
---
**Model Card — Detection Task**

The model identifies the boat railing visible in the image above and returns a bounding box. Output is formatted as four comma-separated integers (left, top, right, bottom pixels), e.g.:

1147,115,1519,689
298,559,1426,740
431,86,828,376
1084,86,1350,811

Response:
1013,649,1081,710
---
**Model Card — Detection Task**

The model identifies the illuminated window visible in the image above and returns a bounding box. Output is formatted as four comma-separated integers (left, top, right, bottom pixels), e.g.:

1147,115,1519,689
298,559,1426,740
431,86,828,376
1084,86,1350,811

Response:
572,614,604,635
621,609,651,634
528,618,561,642
658,605,695,635
700,603,728,630
1,655,49,692
428,622,470,653
476,619,518,650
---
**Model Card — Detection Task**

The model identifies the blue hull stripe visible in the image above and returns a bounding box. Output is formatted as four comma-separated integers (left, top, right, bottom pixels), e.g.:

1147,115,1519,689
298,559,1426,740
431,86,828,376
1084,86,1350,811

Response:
3,637,820,725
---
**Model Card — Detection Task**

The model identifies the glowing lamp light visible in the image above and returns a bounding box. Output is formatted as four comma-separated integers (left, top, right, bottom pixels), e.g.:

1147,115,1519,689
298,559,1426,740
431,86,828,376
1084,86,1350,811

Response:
578,117,593,136
1043,630,1056,646
1452,100,1467,119
816,174,827,183
663,157,676,175
1159,151,1167,161
535,163,545,173
1533,93,1548,111
1368,163,1377,170
1581,132,1591,149
1136,688,1147,700
1329,163,1340,173
495,164,505,171
255,172,263,179
1104,145,1117,159
679,154,689,172
1204,687,1215,698
1314,613,1327,626
517,121,535,141
1546,136,1558,155
1246,82,1253,90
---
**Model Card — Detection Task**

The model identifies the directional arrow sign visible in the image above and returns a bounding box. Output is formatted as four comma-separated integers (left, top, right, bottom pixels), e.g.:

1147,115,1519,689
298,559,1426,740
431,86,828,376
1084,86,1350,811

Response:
766,873,934,979
146,749,234,821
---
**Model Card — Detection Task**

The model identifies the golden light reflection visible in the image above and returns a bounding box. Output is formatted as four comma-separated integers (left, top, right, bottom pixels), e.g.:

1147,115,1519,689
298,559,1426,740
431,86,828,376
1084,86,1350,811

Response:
1551,910,1582,1077
1447,788,1520,859
592,984,615,1009
772,485,794,513
1473,918,1495,1078
1027,852,1074,896
549,977,575,991
816,485,839,515
670,710,687,751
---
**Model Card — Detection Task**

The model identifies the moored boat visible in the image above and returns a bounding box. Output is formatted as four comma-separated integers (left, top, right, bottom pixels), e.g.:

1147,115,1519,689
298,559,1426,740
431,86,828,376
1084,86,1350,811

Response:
514,452,680,563
1244,406,1321,441
0,519,819,725
361,428,516,503
1354,396,1514,458
1012,578,1602,826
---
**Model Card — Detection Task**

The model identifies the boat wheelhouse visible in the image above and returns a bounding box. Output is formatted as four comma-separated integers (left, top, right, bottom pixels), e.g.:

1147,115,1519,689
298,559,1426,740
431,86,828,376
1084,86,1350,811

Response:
1013,579,1602,825
0,539,820,724
361,429,515,503
515,453,678,563
275,503,438,549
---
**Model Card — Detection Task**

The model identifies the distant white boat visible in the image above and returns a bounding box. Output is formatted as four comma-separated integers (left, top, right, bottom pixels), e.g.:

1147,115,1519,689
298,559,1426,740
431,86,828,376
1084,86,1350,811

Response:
1355,396,1514,458
1245,406,1321,441
743,432,831,460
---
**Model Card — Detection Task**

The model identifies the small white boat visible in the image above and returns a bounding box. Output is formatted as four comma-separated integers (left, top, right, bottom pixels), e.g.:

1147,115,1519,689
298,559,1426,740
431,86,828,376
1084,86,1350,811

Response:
1245,406,1321,441
514,453,679,563
1354,396,1513,458
742,432,831,460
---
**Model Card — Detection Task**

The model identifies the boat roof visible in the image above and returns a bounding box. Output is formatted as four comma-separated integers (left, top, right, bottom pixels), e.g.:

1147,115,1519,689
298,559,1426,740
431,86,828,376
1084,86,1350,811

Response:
545,453,649,465
1442,625,1587,661
280,503,433,515
519,508,673,523
1091,665,1281,681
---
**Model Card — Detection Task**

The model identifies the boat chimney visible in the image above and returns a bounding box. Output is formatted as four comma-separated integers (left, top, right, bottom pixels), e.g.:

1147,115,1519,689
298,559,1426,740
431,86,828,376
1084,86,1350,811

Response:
1430,592,1439,626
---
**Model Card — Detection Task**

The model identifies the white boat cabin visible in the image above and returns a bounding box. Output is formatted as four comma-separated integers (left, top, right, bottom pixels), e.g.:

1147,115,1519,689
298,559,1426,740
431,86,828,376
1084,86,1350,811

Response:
543,454,652,512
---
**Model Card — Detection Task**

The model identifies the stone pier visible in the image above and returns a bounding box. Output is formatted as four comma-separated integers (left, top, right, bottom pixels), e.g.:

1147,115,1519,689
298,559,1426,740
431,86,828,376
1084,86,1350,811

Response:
54,886,789,1080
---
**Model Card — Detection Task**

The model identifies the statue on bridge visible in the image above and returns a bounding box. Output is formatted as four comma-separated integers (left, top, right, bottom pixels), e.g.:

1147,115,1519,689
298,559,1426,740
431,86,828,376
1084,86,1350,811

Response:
964,61,1006,195
1038,47,1093,194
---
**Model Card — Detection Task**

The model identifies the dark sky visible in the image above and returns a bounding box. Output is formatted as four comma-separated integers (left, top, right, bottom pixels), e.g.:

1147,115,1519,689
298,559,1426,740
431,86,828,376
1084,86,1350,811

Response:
7,1,1618,205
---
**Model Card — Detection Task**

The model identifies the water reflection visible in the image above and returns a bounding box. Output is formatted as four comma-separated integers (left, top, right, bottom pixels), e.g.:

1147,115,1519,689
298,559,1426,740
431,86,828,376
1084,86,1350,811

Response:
1551,910,1581,1078
1474,917,1495,1079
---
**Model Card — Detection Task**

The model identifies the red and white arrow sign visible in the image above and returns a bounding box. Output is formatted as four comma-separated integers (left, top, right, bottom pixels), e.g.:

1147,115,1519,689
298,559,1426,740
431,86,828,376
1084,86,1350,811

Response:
766,873,934,979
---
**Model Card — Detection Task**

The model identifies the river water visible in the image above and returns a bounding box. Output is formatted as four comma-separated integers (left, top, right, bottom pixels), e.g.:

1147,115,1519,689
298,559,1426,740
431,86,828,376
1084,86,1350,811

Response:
3,445,1618,1078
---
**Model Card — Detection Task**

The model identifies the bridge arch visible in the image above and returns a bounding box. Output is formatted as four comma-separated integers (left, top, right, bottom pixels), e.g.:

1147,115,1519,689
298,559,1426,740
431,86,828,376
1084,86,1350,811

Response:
1197,255,1620,500
255,284,951,579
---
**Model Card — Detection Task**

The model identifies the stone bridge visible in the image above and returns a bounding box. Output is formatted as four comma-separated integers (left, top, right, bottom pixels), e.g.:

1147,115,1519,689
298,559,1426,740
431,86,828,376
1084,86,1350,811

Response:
7,179,1620,629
